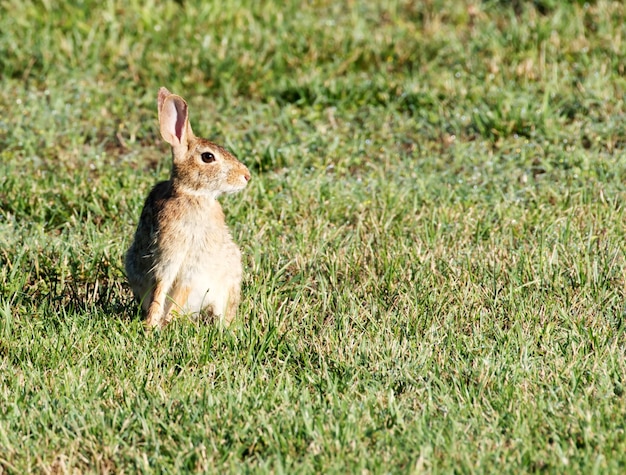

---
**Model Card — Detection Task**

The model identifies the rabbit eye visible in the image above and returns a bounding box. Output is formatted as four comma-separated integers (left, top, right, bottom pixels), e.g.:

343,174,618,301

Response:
201,152,215,163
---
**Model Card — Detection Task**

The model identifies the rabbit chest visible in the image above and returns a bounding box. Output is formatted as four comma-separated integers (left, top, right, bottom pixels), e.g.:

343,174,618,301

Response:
168,198,242,315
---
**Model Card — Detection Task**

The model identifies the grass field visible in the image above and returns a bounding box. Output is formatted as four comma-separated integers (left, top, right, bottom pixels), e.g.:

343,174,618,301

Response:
1,0,626,473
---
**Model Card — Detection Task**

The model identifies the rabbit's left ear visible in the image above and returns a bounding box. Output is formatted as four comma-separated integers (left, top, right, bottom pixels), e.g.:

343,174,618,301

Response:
157,87,172,117
158,87,193,149
159,95,188,148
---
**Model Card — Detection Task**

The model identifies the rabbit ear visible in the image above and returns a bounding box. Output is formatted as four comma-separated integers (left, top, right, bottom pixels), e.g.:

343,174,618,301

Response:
157,87,172,116
158,88,193,149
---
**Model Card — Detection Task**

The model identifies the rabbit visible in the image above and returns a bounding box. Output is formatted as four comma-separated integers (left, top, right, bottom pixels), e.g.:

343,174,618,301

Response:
124,87,251,328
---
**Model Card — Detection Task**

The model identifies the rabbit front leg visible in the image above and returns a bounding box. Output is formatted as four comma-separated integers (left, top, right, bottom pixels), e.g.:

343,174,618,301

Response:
143,227,196,327
145,258,187,327
145,280,169,327
162,283,191,324
146,281,192,327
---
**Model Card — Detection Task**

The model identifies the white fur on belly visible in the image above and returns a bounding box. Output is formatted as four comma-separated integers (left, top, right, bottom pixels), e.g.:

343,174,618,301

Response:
184,278,231,317
176,242,242,318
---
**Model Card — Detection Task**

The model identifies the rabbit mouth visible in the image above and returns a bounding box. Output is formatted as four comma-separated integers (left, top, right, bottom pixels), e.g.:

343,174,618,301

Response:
223,179,249,194
223,173,250,192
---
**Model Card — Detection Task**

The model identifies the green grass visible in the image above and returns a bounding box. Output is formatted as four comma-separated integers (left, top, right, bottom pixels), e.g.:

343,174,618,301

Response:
1,0,626,472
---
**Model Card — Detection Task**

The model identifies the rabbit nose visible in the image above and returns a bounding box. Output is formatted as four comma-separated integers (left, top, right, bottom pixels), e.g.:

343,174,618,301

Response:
244,173,251,182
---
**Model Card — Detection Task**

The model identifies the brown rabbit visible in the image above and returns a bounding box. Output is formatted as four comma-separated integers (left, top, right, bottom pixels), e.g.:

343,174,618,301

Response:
125,87,251,328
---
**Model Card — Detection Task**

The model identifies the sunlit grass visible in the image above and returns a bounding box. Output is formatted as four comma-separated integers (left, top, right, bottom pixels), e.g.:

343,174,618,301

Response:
1,0,626,473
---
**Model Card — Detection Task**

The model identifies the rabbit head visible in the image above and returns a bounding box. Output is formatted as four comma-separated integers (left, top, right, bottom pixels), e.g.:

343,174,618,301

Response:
157,87,251,198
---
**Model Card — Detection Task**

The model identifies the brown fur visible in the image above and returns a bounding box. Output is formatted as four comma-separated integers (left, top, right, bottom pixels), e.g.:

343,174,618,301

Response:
125,87,251,328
